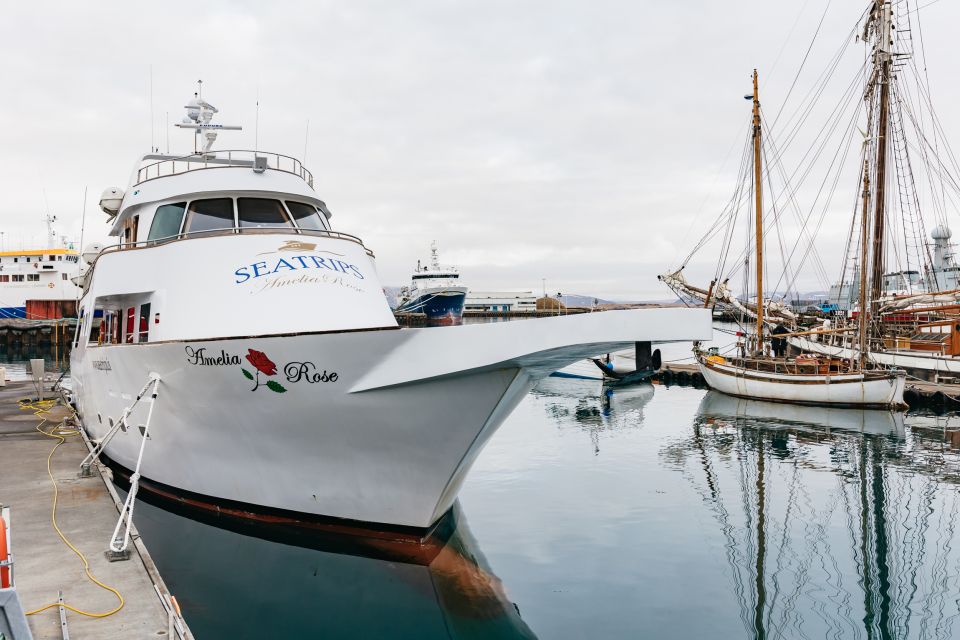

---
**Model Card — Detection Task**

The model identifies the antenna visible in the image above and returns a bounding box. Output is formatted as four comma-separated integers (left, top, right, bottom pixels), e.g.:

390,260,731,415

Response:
174,81,242,154
77,186,87,302
165,111,170,154
149,64,155,152
303,119,310,163
255,87,260,153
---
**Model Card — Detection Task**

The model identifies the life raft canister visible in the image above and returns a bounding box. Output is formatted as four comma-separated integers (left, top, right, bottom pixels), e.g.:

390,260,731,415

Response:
0,512,9,588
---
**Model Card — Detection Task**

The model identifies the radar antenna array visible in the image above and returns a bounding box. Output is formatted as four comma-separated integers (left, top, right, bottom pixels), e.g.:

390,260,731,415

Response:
174,80,242,153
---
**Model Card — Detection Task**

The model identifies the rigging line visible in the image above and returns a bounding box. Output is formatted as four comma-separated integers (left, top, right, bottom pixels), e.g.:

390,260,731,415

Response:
679,122,755,268
672,116,753,271
898,98,960,205
890,76,937,285
721,78,864,288
759,57,870,224
766,0,815,83
897,52,950,231
910,0,948,215
907,0,942,13
769,11,864,152
776,96,864,297
765,60,867,223
770,0,835,131
763,104,852,287
904,56,960,204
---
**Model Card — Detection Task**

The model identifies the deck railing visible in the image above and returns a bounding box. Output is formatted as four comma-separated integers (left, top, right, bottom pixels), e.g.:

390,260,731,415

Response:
135,151,314,188
90,228,374,270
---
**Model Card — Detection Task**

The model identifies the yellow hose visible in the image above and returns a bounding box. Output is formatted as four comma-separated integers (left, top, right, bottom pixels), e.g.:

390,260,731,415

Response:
19,398,124,618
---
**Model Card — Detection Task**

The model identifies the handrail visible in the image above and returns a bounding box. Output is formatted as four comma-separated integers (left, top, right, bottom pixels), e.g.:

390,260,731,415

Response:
135,150,314,189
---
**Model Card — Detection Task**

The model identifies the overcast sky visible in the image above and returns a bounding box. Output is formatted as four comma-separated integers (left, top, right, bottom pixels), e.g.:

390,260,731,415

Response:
2,0,958,299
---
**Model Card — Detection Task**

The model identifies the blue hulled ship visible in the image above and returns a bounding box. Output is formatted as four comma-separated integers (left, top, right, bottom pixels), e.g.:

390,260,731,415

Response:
395,241,468,325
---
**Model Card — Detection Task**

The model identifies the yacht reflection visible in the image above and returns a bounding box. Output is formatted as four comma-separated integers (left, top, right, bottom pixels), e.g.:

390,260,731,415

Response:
129,493,537,639
661,393,960,639
532,378,654,452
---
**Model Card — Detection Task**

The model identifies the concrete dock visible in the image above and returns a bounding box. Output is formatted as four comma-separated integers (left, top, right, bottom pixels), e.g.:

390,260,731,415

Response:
0,380,191,639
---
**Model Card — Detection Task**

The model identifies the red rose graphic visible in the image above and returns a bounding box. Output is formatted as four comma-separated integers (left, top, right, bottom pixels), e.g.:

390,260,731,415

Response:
246,349,277,376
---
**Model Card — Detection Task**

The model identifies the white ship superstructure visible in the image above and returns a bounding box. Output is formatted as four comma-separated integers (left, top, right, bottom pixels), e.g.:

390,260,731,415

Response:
69,92,711,530
0,214,81,318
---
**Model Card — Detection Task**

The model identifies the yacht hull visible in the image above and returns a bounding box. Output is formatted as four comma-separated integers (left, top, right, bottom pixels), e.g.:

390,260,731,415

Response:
72,309,712,529
697,357,906,409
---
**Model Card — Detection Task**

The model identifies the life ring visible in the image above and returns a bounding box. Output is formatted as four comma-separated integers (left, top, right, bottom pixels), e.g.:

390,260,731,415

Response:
0,512,9,588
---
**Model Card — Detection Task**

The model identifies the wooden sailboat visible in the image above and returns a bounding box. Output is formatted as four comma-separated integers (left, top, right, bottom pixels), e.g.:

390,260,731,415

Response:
671,70,906,409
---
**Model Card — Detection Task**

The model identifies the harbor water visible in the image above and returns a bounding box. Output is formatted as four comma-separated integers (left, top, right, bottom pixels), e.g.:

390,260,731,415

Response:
130,375,960,638
12,336,960,638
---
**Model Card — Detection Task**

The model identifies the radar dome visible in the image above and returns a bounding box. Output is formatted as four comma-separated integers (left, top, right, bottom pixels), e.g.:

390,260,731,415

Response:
932,225,952,240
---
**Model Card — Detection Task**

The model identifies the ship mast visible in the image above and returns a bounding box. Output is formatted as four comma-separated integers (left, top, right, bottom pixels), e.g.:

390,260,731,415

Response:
858,157,871,369
751,70,764,351
869,0,893,310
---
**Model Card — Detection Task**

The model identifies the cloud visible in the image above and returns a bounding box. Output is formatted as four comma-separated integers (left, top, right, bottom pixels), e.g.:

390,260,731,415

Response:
1,0,957,299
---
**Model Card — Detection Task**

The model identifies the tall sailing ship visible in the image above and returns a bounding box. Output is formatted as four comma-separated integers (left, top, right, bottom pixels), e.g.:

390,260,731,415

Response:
660,20,907,409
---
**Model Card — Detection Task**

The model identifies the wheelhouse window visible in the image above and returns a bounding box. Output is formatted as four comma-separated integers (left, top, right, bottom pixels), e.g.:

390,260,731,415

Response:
148,202,187,241
286,201,327,231
183,198,235,234
12,275,23,282
27,274,39,282
237,198,293,229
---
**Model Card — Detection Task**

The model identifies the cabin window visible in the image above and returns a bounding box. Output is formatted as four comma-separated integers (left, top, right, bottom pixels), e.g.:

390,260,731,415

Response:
183,198,235,235
125,307,135,343
286,201,327,231
48,255,55,262
74,309,84,348
88,314,102,344
109,310,121,345
27,274,39,282
62,273,67,281
238,198,293,229
148,202,187,241
0,276,8,283
138,303,151,342
12,275,23,282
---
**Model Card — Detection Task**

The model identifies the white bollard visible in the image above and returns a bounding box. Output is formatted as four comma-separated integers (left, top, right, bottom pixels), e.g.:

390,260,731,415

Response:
0,366,6,387
30,359,44,400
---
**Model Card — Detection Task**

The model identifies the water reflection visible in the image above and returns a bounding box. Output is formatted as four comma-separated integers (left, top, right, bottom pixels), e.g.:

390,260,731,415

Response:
130,494,536,639
0,342,69,378
661,391,960,640
531,378,654,453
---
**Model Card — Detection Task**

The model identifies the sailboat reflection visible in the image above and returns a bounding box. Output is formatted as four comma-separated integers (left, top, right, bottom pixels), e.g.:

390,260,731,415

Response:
661,392,960,639
697,390,906,436
129,494,537,639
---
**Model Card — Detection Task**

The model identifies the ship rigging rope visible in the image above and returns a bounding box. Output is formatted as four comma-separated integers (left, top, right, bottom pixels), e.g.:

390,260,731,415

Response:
19,398,124,619
678,50,868,287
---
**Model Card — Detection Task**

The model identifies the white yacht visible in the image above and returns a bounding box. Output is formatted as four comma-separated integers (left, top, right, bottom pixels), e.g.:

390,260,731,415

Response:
0,216,81,318
69,93,711,530
394,241,468,325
